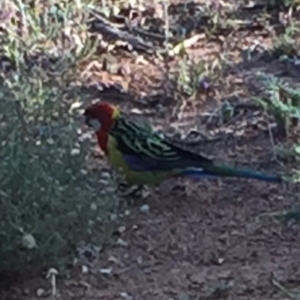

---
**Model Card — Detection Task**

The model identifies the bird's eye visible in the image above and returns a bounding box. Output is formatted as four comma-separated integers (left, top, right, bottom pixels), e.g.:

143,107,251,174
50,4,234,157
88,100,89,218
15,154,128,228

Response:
87,118,101,131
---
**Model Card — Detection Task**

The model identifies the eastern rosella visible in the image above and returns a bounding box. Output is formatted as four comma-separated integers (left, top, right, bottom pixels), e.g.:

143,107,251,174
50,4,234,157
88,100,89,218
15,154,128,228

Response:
83,101,282,185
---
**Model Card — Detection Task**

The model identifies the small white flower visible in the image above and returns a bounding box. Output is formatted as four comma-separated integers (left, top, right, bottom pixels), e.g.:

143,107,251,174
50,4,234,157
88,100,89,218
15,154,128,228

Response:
22,234,37,249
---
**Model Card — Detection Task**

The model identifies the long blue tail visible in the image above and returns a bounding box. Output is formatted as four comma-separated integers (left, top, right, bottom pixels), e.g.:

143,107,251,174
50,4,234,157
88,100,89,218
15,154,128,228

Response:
181,166,282,183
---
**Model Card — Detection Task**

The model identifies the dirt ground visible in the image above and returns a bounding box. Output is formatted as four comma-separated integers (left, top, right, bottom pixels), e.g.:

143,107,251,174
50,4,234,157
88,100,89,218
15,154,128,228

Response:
1,1,300,299
3,140,300,300
3,87,300,300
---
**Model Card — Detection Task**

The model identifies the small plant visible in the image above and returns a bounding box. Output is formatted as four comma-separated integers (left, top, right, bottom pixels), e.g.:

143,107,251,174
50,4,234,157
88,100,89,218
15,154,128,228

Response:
269,0,300,9
176,57,207,97
174,53,225,101
253,72,300,187
253,72,300,137
271,22,300,59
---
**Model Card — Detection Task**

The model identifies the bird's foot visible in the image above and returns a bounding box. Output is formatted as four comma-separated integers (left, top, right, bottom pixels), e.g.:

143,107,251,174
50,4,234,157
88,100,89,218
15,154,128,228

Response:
118,182,143,197
117,182,151,207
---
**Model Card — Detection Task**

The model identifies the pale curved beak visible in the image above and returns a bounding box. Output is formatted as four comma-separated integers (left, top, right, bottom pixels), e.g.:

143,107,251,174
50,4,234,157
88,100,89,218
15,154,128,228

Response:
84,116,101,131
83,114,90,126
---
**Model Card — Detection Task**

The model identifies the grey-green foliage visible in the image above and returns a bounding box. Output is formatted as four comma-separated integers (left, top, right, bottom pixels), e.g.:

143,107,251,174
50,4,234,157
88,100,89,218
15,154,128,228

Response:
253,72,300,136
0,71,117,271
0,0,117,272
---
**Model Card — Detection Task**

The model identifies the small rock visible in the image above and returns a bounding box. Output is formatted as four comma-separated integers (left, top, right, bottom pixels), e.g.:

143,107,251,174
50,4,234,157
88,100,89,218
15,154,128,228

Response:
98,179,110,186
70,148,80,156
218,258,225,265
108,255,119,263
190,269,208,284
118,226,126,233
101,172,111,179
81,265,89,274
116,238,128,247
130,108,143,114
36,288,46,297
124,210,130,216
90,202,97,211
140,204,150,213
105,186,116,193
120,291,131,299
80,169,88,175
23,288,30,295
142,189,150,198
110,214,117,221
99,267,113,275
143,267,152,274
218,270,232,279
73,257,79,265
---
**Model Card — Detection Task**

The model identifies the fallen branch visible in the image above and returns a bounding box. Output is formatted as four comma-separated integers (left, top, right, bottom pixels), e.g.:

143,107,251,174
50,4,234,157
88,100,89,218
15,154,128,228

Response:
88,10,154,53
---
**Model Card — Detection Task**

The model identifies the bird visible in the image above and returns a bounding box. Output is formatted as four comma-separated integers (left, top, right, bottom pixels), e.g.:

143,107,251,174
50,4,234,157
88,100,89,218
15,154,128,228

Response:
83,101,282,185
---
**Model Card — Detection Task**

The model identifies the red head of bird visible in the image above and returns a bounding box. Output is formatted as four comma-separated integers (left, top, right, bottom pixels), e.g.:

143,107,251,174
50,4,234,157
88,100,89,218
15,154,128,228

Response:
83,101,119,133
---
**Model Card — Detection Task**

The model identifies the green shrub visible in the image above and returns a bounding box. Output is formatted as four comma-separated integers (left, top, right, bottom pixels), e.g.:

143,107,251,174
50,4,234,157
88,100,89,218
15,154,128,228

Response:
0,75,117,272
253,72,300,137
0,0,118,273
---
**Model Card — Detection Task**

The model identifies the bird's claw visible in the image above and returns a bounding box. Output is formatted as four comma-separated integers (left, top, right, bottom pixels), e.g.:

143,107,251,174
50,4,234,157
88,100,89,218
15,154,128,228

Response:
117,182,151,206
118,183,143,197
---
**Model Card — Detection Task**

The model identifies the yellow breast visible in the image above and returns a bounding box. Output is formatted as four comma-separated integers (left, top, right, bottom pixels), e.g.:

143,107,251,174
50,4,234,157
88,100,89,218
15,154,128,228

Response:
106,135,174,185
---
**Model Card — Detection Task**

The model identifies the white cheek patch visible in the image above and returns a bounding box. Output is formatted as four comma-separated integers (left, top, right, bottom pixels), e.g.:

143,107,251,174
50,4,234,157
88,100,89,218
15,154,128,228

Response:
89,118,101,131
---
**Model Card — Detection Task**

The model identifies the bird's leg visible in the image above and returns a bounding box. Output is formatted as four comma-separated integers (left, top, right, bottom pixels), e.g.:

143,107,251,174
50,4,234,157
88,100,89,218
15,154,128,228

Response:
116,180,150,206
118,181,144,197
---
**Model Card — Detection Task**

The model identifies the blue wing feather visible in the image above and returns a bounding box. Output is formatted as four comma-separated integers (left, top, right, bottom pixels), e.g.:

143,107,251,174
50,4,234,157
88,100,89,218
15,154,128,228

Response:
123,154,167,171
113,118,282,183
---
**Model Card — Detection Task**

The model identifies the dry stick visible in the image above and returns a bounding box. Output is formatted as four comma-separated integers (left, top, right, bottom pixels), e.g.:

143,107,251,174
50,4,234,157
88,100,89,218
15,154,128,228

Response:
162,0,170,54
130,25,168,42
267,118,279,162
88,9,154,52
271,276,300,300
168,34,206,56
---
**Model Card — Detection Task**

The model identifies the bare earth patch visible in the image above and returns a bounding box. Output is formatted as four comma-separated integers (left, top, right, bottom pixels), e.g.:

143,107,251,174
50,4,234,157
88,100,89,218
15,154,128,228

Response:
2,132,300,300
